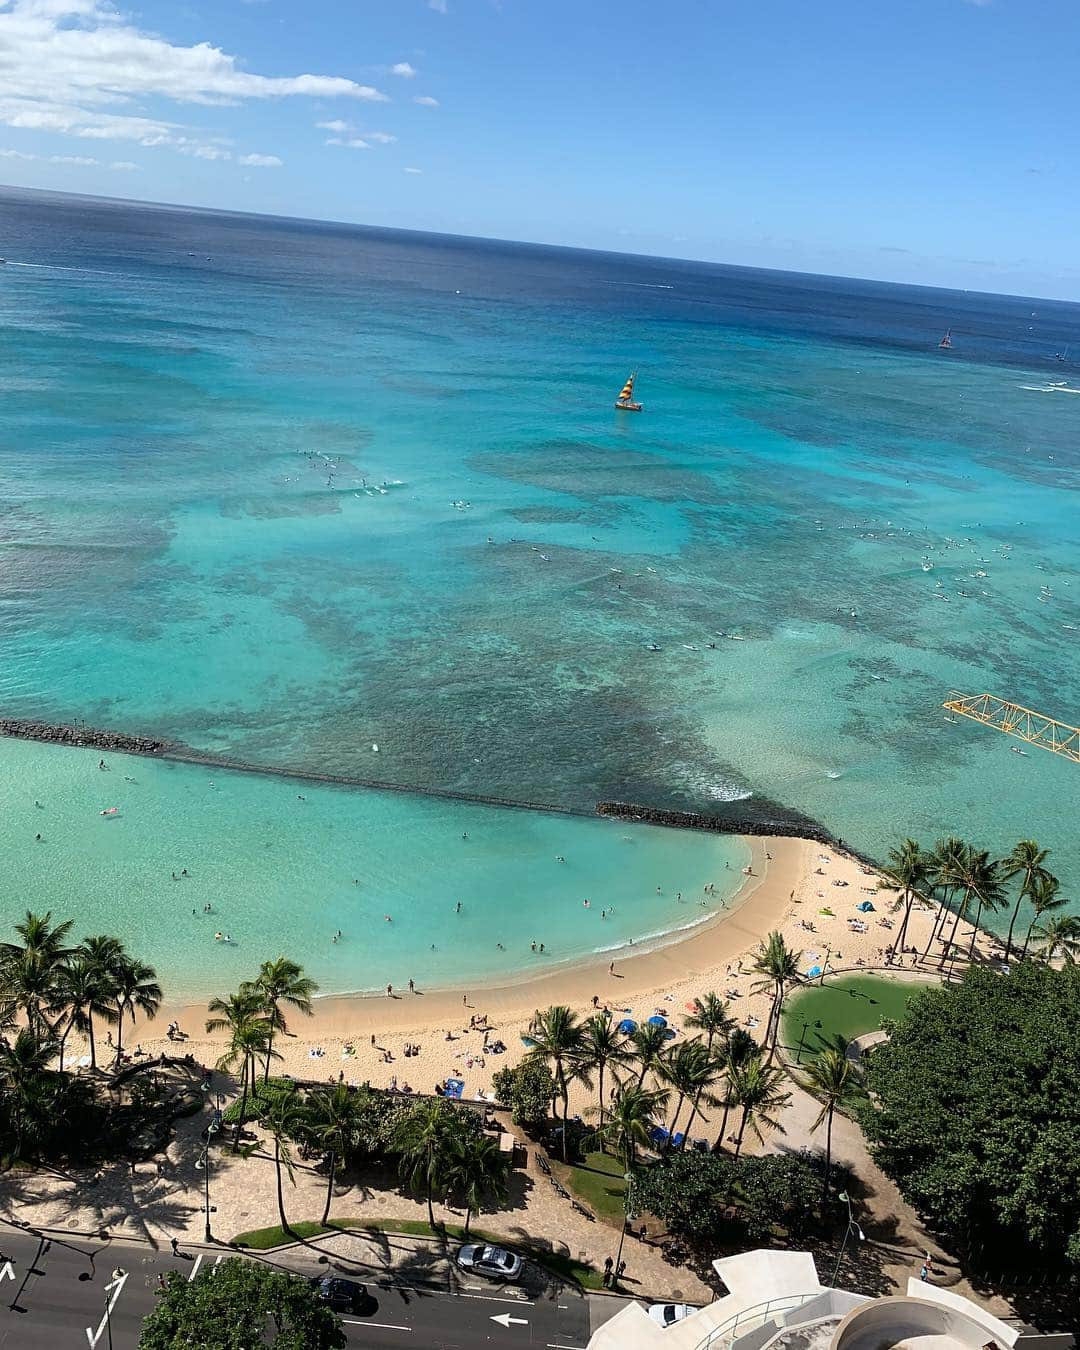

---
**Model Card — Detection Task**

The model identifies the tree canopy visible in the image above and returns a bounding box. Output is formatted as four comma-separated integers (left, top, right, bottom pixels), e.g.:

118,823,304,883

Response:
860,961,1080,1268
631,1149,828,1247
139,1259,345,1349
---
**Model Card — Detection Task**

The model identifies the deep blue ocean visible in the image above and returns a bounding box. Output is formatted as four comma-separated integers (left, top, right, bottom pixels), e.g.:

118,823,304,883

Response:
0,186,1077,991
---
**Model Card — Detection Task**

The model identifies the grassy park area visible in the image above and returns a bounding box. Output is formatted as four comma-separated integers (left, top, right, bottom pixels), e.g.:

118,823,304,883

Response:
783,974,924,1057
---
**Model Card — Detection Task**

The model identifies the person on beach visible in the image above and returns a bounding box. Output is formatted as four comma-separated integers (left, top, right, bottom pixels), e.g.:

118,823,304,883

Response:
386,984,393,996
408,978,415,992
609,961,615,975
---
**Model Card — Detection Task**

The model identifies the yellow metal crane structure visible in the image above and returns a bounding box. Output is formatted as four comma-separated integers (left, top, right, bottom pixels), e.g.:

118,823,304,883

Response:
943,692,1080,763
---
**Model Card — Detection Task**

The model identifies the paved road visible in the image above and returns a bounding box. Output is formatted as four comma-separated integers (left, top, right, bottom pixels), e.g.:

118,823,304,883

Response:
0,1228,593,1349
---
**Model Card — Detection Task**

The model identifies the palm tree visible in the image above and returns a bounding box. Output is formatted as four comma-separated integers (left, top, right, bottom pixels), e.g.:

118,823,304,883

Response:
111,956,163,1067
878,839,929,952
938,846,1001,971
395,1098,456,1226
711,1028,759,1152
728,1058,790,1160
1001,841,1050,962
0,1029,58,1159
445,1131,511,1236
1030,912,1080,964
305,1082,357,1226
3,951,63,1041
576,1011,631,1130
592,1082,669,1172
922,837,966,961
263,1091,305,1236
684,993,734,1054
629,1021,669,1089
749,931,803,1059
1020,873,1066,959
0,911,75,968
207,987,277,1150
524,1006,584,1161
802,1038,865,1198
253,958,318,1083
50,956,115,1072
656,1039,716,1147
675,1041,727,1149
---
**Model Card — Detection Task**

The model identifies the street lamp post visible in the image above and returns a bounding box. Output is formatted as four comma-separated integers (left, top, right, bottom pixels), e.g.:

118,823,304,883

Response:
611,1172,634,1290
820,948,832,985
795,1019,822,1065
830,1190,865,1287
196,1108,222,1244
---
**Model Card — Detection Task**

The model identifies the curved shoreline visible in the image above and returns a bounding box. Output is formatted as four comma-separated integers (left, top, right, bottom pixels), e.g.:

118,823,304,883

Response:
150,834,797,1030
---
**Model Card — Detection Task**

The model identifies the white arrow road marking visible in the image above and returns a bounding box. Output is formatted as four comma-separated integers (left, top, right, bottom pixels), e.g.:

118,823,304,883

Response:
490,1312,529,1327
0,1261,13,1283
85,1271,128,1349
188,1253,203,1281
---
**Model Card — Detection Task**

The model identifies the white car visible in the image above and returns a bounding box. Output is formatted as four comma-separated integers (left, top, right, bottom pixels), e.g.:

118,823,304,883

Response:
455,1243,524,1282
648,1303,694,1328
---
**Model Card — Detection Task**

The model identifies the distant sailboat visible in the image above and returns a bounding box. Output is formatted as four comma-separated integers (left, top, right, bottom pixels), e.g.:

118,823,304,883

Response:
615,371,643,412
1055,344,1070,363
938,329,953,350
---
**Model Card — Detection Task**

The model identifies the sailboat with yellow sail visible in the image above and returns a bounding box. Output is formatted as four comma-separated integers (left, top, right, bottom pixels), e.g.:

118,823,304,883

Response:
615,371,643,412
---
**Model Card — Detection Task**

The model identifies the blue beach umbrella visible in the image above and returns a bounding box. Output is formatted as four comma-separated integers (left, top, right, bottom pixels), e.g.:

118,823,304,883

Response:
856,900,875,913
618,1018,637,1034
647,1015,668,1028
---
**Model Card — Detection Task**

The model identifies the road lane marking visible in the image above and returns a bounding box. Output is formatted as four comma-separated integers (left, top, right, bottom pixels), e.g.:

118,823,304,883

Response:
188,1253,203,1281
343,1320,411,1331
491,1312,529,1327
85,1271,128,1349
0,1262,13,1283
458,1292,535,1304
546,1342,586,1349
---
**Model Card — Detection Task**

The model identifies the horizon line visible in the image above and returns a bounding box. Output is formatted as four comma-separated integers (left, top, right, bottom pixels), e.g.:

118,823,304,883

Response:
2,178,1078,311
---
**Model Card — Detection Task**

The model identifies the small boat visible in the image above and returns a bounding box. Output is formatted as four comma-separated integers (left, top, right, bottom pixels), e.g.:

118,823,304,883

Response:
938,329,953,350
1055,345,1069,363
615,371,643,412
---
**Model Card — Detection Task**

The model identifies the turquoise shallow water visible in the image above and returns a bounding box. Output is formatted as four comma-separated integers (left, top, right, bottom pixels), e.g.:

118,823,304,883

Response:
0,739,748,999
0,187,1078,990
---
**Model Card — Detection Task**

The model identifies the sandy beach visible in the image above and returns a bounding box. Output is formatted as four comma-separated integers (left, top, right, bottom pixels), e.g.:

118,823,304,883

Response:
100,833,995,1107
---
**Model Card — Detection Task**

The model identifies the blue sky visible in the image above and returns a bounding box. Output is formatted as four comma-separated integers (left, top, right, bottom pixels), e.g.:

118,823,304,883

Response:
0,0,1078,299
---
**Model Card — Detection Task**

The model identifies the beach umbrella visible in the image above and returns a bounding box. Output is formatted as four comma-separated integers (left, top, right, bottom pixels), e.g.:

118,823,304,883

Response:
617,1018,637,1033
647,1015,668,1028
856,900,875,913
807,965,823,979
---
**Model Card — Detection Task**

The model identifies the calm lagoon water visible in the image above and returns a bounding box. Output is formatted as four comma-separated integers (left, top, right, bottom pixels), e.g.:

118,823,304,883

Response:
0,738,748,999
0,186,1078,990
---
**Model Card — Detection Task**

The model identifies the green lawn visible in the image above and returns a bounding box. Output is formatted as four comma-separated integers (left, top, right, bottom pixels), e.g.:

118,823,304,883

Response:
553,1148,627,1225
229,1217,604,1289
783,974,925,1055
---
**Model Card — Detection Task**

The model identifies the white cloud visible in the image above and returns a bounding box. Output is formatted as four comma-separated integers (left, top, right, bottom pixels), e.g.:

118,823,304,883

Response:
110,159,137,169
191,144,230,161
413,95,439,107
0,145,138,169
0,0,389,162
391,62,417,78
365,131,397,144
326,136,370,149
316,119,351,134
238,152,281,166
429,0,448,12
404,165,422,174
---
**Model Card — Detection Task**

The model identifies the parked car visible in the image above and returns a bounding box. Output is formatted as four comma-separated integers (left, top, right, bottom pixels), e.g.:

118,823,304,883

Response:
310,1276,370,1312
455,1243,524,1282
648,1303,694,1327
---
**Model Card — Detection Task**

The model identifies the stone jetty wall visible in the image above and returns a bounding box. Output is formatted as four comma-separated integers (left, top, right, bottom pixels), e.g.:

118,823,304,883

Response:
0,718,173,756
596,800,881,871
